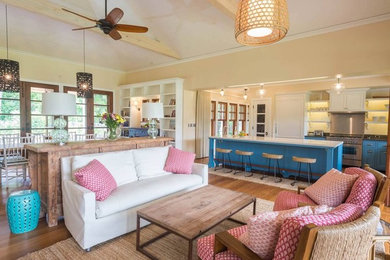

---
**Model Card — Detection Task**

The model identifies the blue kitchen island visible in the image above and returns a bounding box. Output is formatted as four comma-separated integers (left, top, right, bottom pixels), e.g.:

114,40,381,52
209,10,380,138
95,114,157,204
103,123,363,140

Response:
209,136,343,180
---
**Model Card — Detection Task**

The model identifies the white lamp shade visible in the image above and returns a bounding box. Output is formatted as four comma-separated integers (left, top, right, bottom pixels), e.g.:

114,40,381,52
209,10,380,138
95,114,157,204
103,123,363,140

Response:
142,102,164,118
42,93,76,116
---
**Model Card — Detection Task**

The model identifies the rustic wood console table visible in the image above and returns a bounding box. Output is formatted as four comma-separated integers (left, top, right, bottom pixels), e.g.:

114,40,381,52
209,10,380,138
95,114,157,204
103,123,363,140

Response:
25,137,173,227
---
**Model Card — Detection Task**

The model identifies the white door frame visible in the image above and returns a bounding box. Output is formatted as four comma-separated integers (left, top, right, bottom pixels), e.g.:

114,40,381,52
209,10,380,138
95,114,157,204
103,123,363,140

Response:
250,98,272,137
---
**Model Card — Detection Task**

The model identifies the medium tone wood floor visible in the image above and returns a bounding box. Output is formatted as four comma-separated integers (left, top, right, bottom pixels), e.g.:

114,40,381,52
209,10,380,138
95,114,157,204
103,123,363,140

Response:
0,158,388,259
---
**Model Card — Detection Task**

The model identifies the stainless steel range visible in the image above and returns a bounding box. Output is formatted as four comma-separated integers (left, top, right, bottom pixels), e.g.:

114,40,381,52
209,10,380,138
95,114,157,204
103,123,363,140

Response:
326,134,363,166
327,113,365,167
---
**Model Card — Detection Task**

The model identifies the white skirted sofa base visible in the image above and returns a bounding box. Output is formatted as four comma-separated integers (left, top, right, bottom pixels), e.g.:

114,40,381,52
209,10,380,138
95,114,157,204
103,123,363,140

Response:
61,146,208,250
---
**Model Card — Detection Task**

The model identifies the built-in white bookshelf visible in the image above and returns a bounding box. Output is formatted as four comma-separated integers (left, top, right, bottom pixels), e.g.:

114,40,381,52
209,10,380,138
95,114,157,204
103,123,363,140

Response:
119,78,184,149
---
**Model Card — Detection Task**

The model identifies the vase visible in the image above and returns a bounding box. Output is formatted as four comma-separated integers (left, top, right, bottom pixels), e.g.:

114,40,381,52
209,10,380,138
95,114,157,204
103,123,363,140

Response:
107,126,119,140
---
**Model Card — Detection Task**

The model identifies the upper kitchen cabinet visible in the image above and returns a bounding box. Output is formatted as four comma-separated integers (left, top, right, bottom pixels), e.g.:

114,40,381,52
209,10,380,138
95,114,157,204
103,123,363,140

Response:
328,88,368,112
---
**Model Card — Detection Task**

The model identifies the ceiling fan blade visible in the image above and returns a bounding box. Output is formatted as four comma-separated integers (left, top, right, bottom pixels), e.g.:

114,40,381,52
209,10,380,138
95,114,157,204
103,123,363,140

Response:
62,8,98,23
72,26,97,31
106,8,124,25
109,29,122,40
116,24,148,33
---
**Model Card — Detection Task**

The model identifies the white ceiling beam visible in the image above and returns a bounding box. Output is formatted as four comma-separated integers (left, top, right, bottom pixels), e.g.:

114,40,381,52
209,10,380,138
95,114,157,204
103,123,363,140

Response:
1,0,180,59
208,0,237,19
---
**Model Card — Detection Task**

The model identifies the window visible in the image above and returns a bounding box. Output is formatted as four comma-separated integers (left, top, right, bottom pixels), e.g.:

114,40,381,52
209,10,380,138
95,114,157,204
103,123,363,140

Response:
211,101,248,137
94,91,113,138
24,82,59,136
228,104,237,135
0,91,20,134
0,83,113,137
238,104,247,132
64,87,88,135
64,87,113,138
211,101,216,136
216,102,227,136
29,87,56,136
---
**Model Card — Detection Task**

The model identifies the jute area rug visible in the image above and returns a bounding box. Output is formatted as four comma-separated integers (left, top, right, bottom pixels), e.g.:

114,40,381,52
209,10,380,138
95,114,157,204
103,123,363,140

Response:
19,198,274,260
209,169,309,191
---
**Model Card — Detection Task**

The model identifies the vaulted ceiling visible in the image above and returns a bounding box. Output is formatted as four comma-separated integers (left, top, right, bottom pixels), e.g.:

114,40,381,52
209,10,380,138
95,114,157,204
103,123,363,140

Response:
0,0,389,72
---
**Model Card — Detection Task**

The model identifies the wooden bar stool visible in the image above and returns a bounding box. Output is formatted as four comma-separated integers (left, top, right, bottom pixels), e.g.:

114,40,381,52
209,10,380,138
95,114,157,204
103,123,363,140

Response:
234,150,254,177
261,153,283,183
291,156,317,186
214,148,233,173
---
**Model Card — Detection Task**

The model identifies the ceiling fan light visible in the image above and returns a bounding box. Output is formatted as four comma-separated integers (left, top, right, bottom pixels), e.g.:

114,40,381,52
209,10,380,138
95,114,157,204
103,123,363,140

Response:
235,0,289,46
76,72,93,98
0,59,20,92
220,89,225,96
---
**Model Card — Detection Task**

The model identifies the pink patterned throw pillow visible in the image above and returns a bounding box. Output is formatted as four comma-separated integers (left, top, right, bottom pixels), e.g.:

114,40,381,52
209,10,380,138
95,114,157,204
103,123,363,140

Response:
344,167,377,211
74,159,117,201
304,168,358,207
273,203,363,260
164,147,195,174
238,205,332,259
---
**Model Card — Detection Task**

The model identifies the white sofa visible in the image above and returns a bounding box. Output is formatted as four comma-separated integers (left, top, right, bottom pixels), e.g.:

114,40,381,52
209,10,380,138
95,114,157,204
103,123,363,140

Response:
61,146,208,250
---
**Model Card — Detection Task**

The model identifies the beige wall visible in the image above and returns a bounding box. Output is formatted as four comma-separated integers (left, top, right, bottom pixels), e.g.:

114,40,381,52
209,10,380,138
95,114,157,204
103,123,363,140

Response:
124,20,390,90
0,49,126,111
182,90,197,152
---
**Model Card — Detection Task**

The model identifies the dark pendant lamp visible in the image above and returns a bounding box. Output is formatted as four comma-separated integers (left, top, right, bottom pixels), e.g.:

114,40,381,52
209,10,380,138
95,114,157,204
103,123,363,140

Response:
0,5,20,93
76,31,93,98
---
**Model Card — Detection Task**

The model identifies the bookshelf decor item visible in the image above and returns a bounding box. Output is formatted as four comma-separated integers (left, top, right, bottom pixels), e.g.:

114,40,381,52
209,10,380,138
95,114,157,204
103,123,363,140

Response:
142,103,164,139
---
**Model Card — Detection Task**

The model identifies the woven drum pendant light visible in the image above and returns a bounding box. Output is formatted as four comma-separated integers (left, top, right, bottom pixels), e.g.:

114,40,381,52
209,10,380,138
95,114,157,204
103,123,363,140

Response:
0,5,20,92
76,31,93,98
235,0,289,46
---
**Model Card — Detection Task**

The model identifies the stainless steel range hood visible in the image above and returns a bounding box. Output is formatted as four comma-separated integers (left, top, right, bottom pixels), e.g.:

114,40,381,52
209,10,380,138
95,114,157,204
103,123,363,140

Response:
330,112,365,136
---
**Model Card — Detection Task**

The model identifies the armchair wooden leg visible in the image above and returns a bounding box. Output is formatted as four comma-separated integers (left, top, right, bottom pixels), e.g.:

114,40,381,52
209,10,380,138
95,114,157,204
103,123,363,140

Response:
385,241,390,260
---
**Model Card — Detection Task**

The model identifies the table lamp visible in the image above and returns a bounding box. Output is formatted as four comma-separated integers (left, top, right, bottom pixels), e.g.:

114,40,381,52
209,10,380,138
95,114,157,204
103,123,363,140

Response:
142,103,163,139
42,93,76,145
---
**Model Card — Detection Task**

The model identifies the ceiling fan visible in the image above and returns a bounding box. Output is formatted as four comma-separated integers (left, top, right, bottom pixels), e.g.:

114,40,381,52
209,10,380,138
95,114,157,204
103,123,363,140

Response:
62,0,148,40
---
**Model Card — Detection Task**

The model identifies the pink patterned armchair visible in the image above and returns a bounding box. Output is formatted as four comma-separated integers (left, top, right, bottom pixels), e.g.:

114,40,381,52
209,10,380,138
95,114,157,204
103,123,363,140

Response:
197,203,381,260
273,166,386,212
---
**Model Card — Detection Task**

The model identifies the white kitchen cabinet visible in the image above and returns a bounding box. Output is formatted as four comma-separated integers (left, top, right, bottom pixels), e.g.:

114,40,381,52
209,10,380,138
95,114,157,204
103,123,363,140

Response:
328,89,368,112
275,93,306,139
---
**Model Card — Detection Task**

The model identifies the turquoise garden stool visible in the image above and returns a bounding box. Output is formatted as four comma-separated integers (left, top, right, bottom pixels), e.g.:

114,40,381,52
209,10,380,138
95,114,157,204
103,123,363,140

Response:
7,190,40,234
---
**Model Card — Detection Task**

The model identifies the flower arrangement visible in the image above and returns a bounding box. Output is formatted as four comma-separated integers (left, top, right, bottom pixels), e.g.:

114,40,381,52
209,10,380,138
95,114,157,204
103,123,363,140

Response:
100,113,125,140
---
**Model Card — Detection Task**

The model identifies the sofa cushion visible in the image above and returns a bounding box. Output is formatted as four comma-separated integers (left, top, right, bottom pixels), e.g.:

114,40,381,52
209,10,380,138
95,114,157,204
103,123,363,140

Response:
304,168,358,207
239,205,332,259
74,159,117,201
164,147,196,174
132,146,170,180
344,167,377,211
95,173,202,218
273,203,363,260
273,190,317,211
72,150,137,186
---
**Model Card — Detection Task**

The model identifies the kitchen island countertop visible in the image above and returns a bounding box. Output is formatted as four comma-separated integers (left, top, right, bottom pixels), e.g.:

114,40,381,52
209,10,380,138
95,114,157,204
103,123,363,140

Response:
210,136,343,148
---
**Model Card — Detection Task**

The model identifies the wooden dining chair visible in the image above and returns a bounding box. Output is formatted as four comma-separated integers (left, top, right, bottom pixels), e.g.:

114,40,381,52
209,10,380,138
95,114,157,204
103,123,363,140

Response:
75,133,96,142
0,136,33,187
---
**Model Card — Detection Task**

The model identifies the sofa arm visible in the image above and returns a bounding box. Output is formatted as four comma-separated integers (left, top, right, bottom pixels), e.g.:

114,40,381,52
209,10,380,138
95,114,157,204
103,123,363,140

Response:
62,180,96,221
192,163,208,185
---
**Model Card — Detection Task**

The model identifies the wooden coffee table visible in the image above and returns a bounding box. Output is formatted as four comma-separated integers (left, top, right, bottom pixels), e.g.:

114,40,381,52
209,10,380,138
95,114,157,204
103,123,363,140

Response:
136,185,256,260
